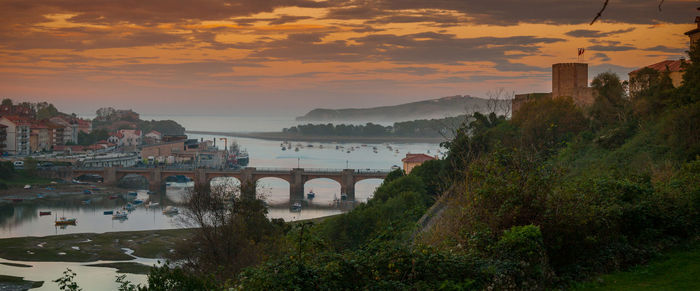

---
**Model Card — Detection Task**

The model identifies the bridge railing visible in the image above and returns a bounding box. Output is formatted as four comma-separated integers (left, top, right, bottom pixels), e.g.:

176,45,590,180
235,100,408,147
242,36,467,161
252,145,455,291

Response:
355,169,391,175
254,167,293,173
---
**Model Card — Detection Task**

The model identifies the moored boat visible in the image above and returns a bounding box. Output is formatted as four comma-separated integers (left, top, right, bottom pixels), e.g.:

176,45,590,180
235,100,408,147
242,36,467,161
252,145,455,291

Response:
127,191,138,196
290,202,302,212
55,217,77,225
103,210,114,215
147,202,159,208
307,190,316,200
39,211,52,216
112,211,128,219
162,206,179,214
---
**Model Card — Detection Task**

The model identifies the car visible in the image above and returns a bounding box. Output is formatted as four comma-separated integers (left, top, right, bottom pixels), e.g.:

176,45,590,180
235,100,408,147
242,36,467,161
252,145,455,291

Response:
13,161,24,169
73,174,104,183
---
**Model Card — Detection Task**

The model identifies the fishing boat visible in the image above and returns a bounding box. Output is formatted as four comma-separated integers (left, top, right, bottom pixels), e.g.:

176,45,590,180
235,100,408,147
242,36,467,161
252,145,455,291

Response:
55,217,76,225
162,206,179,214
307,190,316,200
103,210,114,215
112,211,128,219
290,202,302,212
39,211,51,216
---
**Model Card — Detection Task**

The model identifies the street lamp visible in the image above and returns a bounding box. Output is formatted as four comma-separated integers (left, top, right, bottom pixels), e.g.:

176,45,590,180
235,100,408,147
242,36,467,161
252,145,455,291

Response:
346,160,349,169
297,157,300,168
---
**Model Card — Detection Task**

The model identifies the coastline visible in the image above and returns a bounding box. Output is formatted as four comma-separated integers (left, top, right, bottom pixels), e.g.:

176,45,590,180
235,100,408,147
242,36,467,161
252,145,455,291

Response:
186,130,447,144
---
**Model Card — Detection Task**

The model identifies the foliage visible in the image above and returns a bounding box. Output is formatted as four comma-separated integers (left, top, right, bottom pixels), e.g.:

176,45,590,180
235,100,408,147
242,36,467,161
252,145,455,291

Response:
0,161,14,180
282,115,468,138
23,157,38,176
512,96,587,154
77,129,110,146
137,120,185,136
53,268,81,291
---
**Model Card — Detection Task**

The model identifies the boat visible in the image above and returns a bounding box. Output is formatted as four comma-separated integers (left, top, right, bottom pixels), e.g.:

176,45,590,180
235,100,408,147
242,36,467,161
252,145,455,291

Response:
112,211,128,219
147,202,160,208
81,199,91,205
390,165,400,171
103,210,114,215
236,150,250,167
290,202,302,212
295,147,299,152
24,185,31,189
10,198,23,202
147,190,155,195
340,193,348,201
133,199,144,204
55,217,76,225
39,211,52,216
162,206,179,214
282,146,286,151
83,190,92,194
108,195,120,200
36,193,45,199
127,191,138,196
307,190,316,200
124,203,136,211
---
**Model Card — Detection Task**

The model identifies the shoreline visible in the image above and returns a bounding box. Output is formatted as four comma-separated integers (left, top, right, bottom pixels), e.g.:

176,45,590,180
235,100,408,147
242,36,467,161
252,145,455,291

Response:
186,130,446,144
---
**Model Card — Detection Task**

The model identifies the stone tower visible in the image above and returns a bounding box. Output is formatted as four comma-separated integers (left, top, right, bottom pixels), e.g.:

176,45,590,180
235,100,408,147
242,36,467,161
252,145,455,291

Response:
551,63,594,107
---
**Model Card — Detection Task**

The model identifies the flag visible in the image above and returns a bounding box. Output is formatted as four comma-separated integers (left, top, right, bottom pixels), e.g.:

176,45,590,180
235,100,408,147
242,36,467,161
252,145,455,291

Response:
578,48,585,56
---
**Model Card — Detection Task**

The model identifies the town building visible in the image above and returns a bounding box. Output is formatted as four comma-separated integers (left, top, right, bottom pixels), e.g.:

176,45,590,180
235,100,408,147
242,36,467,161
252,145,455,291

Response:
29,122,51,152
43,120,65,148
144,130,162,144
117,129,142,147
685,16,700,48
76,118,92,134
401,153,437,174
49,116,79,144
628,60,687,96
0,124,7,154
0,116,31,155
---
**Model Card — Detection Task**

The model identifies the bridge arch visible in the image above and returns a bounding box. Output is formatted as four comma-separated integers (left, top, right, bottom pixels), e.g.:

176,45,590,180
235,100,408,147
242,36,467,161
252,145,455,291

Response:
303,177,342,201
117,173,149,189
256,177,290,202
355,178,384,202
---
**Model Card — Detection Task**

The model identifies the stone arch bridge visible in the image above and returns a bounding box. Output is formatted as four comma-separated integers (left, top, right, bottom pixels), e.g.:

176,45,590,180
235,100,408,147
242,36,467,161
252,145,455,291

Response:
70,167,389,201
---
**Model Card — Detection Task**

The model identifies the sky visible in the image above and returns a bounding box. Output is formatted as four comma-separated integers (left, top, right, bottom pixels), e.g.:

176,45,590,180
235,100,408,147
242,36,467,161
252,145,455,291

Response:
0,0,697,116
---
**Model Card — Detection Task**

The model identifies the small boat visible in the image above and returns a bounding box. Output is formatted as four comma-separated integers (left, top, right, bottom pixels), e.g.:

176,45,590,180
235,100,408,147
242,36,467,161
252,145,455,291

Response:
45,187,55,190
124,203,136,211
39,211,52,216
282,146,286,151
103,210,114,215
162,206,179,214
55,217,76,225
133,199,144,204
81,199,91,205
390,165,400,171
147,202,160,208
290,202,302,212
295,147,299,152
147,190,155,195
108,195,120,200
36,193,45,199
112,211,128,219
83,190,92,194
340,193,348,201
127,191,138,196
24,185,31,189
307,190,316,200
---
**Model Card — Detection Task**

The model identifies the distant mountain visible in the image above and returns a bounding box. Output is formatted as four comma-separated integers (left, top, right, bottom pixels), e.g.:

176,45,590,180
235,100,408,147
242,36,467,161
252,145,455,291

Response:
296,95,494,122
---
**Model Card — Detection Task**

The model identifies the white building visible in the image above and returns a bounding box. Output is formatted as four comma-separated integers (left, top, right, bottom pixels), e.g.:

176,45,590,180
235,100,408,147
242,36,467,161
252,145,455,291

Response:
0,116,31,155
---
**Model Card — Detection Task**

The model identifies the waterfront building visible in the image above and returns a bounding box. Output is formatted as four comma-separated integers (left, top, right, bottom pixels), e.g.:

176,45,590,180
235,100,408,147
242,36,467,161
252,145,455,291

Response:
402,153,436,174
29,122,51,152
144,130,162,144
0,116,31,155
49,116,79,144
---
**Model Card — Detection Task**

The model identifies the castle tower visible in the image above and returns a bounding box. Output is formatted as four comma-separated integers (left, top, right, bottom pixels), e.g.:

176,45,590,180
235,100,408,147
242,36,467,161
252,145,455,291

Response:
552,63,594,107
684,16,700,48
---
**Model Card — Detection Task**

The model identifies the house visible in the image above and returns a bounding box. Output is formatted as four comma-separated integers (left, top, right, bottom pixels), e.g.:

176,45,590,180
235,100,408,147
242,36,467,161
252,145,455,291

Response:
43,120,65,147
49,116,79,144
629,60,687,96
144,130,162,144
401,153,437,174
0,116,31,155
0,104,34,118
29,122,51,152
117,129,142,146
76,118,92,134
107,132,122,145
0,124,7,154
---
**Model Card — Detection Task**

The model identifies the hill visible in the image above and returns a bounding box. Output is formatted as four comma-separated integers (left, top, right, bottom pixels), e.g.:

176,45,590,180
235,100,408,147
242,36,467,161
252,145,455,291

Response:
296,95,495,122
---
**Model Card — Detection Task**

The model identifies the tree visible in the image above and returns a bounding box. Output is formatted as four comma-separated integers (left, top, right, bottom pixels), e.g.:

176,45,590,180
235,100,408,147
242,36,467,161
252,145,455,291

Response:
590,72,630,129
1,98,12,106
511,96,587,154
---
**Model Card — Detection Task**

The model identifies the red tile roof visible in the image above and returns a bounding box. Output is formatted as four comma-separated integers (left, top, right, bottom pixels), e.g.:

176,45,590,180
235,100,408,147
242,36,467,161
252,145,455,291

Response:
630,60,687,75
401,153,437,163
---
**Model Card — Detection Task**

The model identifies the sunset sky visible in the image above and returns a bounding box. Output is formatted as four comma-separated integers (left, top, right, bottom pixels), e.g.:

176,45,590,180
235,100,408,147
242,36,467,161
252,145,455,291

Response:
0,0,697,116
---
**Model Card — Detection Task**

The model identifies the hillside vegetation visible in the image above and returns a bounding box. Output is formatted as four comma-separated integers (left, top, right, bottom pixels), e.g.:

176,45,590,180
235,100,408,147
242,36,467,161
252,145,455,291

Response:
71,45,699,290
296,95,493,122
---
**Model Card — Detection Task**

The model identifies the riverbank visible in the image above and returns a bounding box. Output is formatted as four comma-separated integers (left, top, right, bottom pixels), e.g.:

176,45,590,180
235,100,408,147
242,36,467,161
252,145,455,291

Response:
186,130,446,144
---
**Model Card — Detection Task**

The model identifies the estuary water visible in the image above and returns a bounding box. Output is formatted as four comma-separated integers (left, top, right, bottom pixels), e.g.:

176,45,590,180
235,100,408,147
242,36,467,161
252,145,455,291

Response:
0,114,444,287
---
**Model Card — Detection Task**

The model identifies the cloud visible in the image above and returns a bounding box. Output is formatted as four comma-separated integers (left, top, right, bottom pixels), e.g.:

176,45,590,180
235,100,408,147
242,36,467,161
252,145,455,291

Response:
591,52,611,62
643,45,686,53
565,28,635,38
588,44,636,52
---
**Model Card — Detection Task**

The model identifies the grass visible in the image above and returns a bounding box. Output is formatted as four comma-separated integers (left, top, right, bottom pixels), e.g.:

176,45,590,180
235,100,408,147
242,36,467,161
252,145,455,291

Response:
0,171,53,187
0,274,44,289
0,262,32,267
573,240,700,290
0,228,194,262
86,262,153,275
